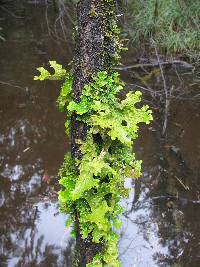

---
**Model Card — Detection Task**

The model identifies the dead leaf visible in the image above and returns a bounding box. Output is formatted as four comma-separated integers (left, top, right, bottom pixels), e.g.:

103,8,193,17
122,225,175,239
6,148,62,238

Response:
42,170,51,184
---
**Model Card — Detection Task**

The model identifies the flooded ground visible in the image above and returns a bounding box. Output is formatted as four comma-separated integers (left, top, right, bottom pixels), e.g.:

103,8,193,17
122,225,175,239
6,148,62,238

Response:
0,2,200,267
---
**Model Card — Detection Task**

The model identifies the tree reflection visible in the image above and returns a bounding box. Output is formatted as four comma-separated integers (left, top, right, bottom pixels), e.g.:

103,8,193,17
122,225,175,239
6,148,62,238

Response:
121,115,200,266
0,2,74,265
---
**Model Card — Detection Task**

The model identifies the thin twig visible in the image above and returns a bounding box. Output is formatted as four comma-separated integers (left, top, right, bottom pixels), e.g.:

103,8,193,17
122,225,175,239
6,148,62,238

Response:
0,6,24,19
153,41,169,136
0,80,24,89
174,175,189,191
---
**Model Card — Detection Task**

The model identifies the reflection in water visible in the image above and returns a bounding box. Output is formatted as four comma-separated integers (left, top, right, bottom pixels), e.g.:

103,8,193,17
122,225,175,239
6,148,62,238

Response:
1,1,200,267
1,201,73,267
119,90,200,266
0,2,73,266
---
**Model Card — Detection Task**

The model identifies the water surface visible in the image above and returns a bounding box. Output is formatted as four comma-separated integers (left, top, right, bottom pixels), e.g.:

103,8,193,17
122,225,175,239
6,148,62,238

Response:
0,2,200,267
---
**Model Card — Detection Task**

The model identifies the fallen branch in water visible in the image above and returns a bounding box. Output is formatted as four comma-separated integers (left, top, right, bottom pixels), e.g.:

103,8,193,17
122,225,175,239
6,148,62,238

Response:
152,195,200,204
115,60,193,71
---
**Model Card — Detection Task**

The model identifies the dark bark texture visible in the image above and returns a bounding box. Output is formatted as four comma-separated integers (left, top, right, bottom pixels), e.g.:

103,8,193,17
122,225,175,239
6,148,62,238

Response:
71,0,117,266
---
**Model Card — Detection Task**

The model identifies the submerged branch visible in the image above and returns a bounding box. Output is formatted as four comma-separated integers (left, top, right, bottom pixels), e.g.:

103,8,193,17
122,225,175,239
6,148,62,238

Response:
115,60,193,71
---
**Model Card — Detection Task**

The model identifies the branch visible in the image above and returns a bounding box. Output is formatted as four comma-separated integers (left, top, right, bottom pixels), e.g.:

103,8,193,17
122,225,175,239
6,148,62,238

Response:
115,60,193,71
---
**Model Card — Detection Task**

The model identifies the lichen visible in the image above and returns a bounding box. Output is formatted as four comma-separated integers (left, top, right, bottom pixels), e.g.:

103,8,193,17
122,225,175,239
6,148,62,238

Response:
35,64,152,266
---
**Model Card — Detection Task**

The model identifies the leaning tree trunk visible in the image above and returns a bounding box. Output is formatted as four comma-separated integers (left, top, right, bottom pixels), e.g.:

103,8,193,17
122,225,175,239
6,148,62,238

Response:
71,0,117,265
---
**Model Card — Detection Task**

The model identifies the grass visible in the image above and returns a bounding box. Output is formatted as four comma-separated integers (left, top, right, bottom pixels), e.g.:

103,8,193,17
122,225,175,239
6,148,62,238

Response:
123,0,200,63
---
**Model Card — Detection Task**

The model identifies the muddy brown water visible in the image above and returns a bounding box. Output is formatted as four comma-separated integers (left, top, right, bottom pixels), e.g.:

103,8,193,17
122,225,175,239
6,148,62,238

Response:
1,2,200,267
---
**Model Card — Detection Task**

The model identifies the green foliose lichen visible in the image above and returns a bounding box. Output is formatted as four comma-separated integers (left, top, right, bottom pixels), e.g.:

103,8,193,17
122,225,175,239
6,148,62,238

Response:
34,61,67,81
35,60,152,266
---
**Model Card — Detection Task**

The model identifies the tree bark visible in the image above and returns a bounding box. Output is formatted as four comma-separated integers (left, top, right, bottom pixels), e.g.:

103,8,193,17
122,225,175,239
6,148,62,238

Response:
71,0,117,265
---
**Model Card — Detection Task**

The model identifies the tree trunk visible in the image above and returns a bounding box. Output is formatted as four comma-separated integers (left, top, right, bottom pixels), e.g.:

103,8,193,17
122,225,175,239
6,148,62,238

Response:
71,0,117,265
